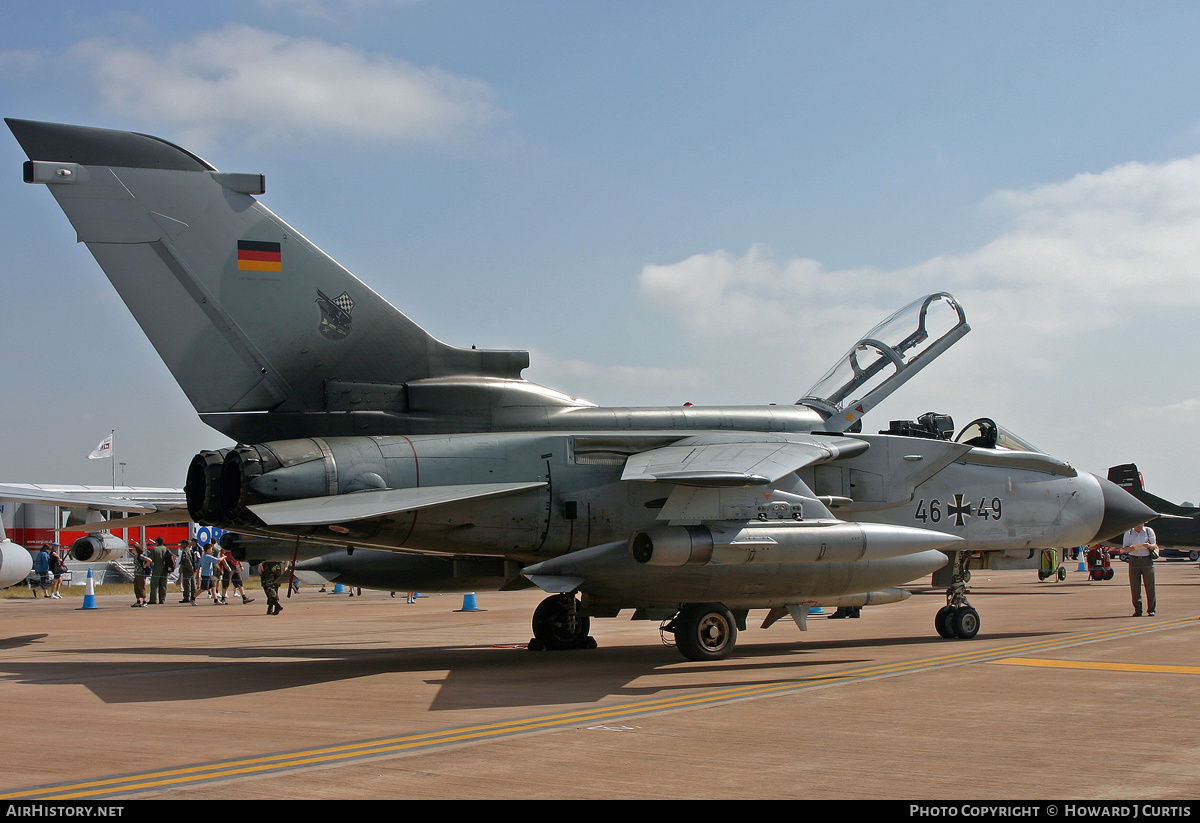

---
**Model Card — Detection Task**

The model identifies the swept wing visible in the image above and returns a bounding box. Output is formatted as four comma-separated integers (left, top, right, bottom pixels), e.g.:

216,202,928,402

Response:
248,481,547,526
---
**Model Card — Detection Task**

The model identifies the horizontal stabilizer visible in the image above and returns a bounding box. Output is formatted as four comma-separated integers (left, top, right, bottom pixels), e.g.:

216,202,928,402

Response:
63,508,192,532
621,435,869,487
248,481,547,526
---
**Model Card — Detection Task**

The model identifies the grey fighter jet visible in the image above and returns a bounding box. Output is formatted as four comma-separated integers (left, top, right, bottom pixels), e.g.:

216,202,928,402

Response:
7,119,1152,660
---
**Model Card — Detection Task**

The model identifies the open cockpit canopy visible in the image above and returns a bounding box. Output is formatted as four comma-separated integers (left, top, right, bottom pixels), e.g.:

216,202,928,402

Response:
799,292,969,431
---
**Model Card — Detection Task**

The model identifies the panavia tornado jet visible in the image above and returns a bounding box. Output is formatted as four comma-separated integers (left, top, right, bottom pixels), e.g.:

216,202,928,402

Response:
7,118,1152,660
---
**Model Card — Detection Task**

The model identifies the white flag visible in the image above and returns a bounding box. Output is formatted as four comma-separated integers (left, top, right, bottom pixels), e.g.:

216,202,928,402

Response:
88,434,113,460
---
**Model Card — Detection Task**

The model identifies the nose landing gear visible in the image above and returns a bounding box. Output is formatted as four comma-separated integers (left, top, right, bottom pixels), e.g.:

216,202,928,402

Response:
936,552,981,640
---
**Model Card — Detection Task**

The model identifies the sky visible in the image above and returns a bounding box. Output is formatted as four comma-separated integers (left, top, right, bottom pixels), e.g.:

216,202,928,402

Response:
3,1,1200,501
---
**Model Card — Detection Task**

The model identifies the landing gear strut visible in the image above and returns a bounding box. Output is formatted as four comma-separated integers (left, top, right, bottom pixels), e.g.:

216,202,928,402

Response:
665,602,738,661
935,552,980,640
529,593,596,651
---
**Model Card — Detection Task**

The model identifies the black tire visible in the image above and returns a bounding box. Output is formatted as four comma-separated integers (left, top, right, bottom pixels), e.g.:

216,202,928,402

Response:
673,603,737,661
949,606,980,639
1188,551,1199,562
935,606,955,638
1057,567,1067,581
531,594,591,650
1104,568,1114,581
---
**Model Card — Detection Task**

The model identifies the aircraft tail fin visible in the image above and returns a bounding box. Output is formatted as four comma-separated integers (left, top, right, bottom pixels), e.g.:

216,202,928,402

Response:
1108,463,1145,493
1107,463,1189,516
8,119,530,426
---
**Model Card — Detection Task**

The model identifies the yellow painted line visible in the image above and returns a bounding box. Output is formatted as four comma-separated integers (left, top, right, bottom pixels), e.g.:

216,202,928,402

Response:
992,657,1200,675
4,614,1197,799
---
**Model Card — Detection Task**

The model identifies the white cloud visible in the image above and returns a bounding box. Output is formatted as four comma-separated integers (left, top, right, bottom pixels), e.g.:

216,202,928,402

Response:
639,153,1200,365
640,244,894,340
524,349,711,406
614,151,1200,490
69,24,503,148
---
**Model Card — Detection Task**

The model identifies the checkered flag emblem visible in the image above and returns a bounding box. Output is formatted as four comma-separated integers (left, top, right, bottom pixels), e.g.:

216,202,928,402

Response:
315,288,355,340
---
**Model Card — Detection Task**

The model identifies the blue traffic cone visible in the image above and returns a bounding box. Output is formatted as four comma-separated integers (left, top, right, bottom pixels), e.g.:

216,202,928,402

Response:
808,606,825,614
79,568,98,610
454,592,484,612
333,583,344,594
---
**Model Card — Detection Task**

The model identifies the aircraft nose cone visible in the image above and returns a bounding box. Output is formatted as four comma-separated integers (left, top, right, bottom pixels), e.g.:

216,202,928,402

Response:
1092,474,1157,543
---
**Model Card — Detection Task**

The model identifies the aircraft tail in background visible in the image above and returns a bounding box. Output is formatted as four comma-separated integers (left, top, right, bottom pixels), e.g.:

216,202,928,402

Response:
1107,463,1196,517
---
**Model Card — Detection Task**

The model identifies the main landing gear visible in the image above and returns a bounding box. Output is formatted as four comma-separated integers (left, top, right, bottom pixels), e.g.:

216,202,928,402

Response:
528,593,596,651
935,552,980,640
528,595,742,661
663,602,738,661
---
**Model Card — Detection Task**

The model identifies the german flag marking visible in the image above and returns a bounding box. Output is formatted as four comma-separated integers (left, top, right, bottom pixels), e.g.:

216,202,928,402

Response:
238,240,282,272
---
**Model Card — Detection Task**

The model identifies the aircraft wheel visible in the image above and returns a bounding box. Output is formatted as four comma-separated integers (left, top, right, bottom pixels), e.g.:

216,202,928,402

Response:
949,606,980,640
531,594,592,650
673,603,737,661
935,606,955,638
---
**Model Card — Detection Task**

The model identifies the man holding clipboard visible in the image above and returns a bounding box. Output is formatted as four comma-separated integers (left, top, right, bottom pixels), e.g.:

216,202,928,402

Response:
1123,523,1159,617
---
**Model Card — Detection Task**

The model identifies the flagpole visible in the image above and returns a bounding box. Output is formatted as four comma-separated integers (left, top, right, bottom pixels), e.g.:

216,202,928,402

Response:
110,430,116,489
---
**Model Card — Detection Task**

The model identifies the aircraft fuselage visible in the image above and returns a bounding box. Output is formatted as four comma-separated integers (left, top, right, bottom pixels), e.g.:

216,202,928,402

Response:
194,427,1115,608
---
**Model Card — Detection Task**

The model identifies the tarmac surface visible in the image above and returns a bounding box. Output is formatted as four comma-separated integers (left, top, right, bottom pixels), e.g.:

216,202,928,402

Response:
0,560,1198,800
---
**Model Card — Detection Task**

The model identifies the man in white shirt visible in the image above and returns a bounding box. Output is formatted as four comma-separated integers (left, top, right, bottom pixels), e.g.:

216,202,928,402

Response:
1122,523,1158,617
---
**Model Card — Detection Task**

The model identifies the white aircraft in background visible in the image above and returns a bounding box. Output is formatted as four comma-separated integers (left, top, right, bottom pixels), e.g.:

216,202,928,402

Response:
0,483,187,566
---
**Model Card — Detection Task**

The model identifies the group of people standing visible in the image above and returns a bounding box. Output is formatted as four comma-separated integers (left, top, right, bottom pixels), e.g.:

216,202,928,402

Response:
31,544,67,599
128,538,282,613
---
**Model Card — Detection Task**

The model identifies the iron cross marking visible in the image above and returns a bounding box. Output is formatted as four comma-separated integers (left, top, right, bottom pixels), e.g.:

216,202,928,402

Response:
948,494,972,526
